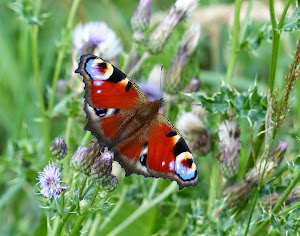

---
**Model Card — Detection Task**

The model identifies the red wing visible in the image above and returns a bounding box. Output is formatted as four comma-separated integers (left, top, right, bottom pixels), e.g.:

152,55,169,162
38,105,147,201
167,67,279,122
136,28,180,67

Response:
75,54,148,109
111,113,199,189
147,114,199,189
84,102,137,147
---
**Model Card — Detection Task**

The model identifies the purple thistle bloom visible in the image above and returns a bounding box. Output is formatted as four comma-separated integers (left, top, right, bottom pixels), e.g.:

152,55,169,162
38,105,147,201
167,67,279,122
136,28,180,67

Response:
91,149,113,181
37,163,67,202
72,22,122,60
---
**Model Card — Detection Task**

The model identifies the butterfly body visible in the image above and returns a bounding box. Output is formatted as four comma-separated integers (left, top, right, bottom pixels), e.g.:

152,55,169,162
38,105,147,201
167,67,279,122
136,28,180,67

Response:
76,54,199,189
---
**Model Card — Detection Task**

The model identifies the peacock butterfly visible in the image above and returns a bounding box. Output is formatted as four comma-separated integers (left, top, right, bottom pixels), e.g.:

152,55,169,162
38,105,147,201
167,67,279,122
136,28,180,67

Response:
75,54,199,189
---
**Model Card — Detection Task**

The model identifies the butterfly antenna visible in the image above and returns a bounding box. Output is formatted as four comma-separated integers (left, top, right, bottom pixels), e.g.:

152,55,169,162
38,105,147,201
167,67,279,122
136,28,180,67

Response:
160,65,163,98
163,101,202,106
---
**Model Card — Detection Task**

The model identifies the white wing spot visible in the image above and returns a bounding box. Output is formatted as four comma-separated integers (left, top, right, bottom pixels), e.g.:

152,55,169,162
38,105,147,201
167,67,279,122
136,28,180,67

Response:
162,161,165,166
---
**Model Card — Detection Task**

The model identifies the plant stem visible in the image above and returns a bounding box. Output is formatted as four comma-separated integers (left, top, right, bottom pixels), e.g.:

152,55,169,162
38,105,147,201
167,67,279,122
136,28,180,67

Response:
48,0,81,112
79,175,88,198
53,175,89,236
148,179,159,200
207,158,218,214
240,0,254,41
69,182,101,236
225,0,242,84
121,42,137,73
244,125,265,174
298,79,300,152
97,186,128,234
53,204,76,236
277,0,293,29
251,161,300,235
80,131,92,145
267,0,279,93
63,116,73,177
31,25,51,162
106,182,178,236
127,51,150,78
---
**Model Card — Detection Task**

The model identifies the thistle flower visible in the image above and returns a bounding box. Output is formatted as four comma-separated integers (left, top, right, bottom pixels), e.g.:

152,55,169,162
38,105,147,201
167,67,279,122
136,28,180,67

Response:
90,148,113,181
177,112,210,155
146,0,198,54
163,24,201,94
50,137,67,160
71,145,88,171
131,0,151,32
72,22,122,60
103,174,119,192
223,141,287,208
37,163,67,202
218,120,240,179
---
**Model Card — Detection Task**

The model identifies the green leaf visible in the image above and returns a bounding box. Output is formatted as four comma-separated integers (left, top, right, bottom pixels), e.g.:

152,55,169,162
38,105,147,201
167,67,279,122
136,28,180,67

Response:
188,84,235,114
235,86,267,122
282,7,300,32
270,214,280,229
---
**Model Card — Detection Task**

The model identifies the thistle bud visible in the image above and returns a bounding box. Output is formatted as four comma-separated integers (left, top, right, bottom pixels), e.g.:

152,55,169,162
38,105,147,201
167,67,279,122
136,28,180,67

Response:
223,141,287,208
90,148,113,181
80,141,103,175
163,24,200,94
182,77,201,103
261,186,300,209
71,145,88,171
79,199,90,214
268,141,288,163
218,120,240,179
176,112,210,155
103,175,119,192
184,77,201,93
133,31,145,43
131,0,151,32
50,137,68,160
146,0,198,54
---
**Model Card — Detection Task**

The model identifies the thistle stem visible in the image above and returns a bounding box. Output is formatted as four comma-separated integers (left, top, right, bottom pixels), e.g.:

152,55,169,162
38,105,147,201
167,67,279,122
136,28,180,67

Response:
30,25,50,162
121,42,137,73
80,131,92,145
127,51,150,78
48,0,81,112
106,182,178,236
207,158,218,214
251,161,300,235
148,179,159,200
225,0,242,84
69,182,101,236
267,0,293,93
97,186,128,234
244,138,275,235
